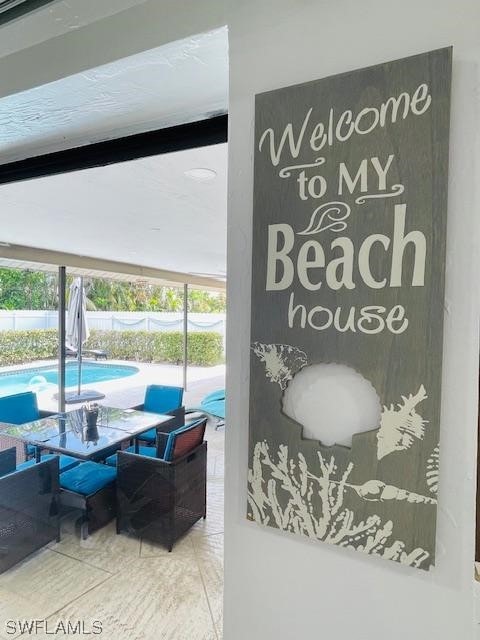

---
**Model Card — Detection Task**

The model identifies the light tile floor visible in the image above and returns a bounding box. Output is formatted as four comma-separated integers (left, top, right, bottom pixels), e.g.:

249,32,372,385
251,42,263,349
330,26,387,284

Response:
0,374,225,640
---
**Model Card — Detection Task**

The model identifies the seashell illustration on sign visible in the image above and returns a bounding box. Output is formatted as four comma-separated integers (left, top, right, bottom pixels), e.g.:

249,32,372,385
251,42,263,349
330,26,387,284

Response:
251,342,308,390
376,385,428,460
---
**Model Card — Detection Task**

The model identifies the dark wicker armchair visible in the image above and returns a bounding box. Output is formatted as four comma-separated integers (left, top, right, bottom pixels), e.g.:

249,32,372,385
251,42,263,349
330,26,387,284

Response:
0,391,56,463
130,384,185,446
0,449,60,573
116,419,207,551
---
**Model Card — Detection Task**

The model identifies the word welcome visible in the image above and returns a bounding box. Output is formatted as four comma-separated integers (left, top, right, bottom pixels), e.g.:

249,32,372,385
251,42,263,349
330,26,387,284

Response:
259,84,431,166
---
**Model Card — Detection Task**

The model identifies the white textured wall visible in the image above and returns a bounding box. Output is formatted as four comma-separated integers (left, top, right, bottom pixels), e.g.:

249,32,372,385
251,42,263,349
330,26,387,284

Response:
225,1,480,639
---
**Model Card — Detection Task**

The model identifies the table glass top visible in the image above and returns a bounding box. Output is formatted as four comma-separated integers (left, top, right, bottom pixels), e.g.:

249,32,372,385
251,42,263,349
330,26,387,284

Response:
41,425,136,457
0,406,172,458
0,416,71,442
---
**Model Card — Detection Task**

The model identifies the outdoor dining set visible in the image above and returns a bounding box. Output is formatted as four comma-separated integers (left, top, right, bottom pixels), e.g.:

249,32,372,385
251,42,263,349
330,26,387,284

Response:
0,385,208,574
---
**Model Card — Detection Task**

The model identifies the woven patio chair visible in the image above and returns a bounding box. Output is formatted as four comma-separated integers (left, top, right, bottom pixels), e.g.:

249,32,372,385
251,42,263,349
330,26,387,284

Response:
130,384,185,445
116,418,207,551
0,449,60,573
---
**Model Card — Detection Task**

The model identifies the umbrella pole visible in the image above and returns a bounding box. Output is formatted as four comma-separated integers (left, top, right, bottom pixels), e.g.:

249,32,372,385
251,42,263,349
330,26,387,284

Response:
77,276,83,397
183,283,188,391
58,266,66,413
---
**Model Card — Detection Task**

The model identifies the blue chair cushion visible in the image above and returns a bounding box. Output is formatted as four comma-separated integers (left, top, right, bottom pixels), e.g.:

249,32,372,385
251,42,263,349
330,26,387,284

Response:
202,389,225,404
137,428,156,443
105,445,157,466
17,454,81,473
201,399,225,420
0,391,39,424
144,385,183,414
60,461,116,495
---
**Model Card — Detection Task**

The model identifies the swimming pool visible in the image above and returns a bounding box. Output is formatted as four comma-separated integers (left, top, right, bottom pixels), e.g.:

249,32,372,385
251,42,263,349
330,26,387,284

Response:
0,362,139,397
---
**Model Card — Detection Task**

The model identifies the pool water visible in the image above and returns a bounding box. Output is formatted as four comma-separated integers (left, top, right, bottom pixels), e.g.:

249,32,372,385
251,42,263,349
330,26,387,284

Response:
0,362,139,397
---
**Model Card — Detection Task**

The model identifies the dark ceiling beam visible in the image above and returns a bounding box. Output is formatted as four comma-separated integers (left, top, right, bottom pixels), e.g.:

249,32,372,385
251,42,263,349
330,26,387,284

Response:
0,0,56,27
0,114,228,185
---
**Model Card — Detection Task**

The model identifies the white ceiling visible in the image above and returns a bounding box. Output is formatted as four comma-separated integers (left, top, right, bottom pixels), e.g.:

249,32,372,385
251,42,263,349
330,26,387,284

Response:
0,25,228,283
0,0,150,57
0,143,227,280
0,26,228,163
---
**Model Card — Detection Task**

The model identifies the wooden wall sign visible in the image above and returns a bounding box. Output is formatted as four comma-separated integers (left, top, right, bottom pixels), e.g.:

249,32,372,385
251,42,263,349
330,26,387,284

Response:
248,48,451,570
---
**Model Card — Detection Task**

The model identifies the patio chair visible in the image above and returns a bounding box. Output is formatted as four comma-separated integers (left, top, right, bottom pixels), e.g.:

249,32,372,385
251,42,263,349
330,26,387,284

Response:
0,449,60,573
186,388,226,429
103,416,207,467
0,391,56,461
83,349,108,360
59,461,117,539
131,384,185,446
66,346,108,360
116,418,207,551
0,446,16,478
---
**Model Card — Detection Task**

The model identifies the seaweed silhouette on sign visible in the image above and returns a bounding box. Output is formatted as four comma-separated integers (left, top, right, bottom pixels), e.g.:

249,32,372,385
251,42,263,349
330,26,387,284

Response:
248,441,432,569
376,385,428,460
426,445,439,494
248,442,436,568
251,343,308,390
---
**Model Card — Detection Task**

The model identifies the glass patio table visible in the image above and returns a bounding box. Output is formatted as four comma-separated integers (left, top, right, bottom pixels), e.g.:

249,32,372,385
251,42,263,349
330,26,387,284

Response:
2,407,174,462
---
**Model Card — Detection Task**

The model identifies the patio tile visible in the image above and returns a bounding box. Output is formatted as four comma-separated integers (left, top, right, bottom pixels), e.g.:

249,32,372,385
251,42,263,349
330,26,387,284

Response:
208,453,225,478
206,430,223,455
0,588,46,628
140,533,195,559
0,548,111,623
193,533,223,639
39,555,217,640
48,521,141,574
191,478,224,539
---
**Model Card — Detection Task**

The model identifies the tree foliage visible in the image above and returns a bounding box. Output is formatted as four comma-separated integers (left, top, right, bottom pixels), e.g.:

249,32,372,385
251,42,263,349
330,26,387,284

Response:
0,269,226,313
0,269,58,310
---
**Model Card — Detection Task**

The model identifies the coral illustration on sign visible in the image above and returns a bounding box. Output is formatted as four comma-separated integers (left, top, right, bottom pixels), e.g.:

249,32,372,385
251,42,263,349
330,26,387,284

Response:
247,441,433,569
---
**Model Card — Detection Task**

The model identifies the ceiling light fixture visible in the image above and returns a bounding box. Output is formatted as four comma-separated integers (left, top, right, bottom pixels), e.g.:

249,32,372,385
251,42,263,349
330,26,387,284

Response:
184,168,217,182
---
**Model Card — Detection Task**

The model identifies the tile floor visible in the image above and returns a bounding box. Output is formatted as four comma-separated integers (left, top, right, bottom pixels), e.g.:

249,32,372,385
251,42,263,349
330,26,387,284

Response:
0,375,225,640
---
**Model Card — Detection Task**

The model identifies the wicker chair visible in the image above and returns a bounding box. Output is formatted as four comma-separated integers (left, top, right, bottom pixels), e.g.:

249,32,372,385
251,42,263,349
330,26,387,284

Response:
0,448,60,573
186,388,226,429
0,391,56,462
116,418,207,551
130,385,185,446
0,446,16,478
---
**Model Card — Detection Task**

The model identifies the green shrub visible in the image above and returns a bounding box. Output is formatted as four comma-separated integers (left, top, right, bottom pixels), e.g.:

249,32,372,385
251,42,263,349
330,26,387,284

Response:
86,329,223,366
0,328,223,367
0,329,58,366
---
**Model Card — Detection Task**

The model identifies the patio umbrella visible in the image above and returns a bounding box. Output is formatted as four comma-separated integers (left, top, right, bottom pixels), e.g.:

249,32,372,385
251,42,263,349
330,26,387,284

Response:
66,277,89,353
65,276,104,404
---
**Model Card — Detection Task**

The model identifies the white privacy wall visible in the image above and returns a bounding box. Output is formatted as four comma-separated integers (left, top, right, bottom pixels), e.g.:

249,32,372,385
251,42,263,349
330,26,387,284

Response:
224,1,480,639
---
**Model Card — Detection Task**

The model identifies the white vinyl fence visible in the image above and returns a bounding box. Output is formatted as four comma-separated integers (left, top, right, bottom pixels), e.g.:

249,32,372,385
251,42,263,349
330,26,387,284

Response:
0,310,226,347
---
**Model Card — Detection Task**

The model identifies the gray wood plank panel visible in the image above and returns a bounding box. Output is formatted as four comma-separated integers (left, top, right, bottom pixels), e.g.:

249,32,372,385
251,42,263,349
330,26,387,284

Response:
248,47,451,570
